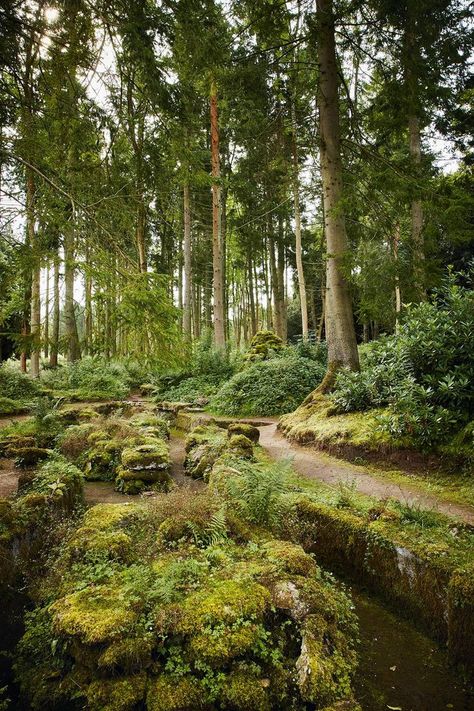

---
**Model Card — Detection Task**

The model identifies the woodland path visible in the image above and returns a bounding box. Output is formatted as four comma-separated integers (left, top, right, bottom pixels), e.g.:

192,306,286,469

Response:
1,408,473,522
256,420,474,525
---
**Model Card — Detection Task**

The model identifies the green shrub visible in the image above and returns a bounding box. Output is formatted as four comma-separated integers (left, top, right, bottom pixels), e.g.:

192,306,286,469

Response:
154,336,238,403
331,280,474,448
40,357,130,400
0,362,42,402
212,354,326,416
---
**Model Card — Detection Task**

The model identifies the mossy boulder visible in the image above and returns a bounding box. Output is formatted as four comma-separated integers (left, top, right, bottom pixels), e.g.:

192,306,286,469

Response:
244,330,284,363
84,439,122,481
0,434,36,457
11,447,51,467
0,397,29,416
228,433,255,459
228,422,260,443
129,412,169,439
121,440,170,470
16,495,358,710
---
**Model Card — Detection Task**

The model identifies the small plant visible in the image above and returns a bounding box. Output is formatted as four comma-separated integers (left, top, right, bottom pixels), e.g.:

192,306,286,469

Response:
225,459,292,527
335,479,358,510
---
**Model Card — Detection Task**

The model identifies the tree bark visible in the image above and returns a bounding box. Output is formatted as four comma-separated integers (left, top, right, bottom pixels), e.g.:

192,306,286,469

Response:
408,114,425,297
49,252,60,368
183,181,192,340
210,80,225,348
44,261,50,359
291,102,309,341
27,169,40,378
64,227,81,362
316,0,359,383
84,244,93,355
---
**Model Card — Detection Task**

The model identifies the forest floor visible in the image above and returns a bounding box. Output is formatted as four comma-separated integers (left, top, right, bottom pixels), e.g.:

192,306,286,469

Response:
1,407,473,523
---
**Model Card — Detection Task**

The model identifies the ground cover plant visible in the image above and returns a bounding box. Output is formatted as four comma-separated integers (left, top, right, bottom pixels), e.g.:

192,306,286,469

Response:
39,357,134,401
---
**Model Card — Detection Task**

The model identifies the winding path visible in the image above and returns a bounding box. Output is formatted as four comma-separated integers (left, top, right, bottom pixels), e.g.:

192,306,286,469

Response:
257,421,474,525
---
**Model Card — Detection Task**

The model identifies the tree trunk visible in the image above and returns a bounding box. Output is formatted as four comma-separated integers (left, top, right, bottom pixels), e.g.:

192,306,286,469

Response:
27,169,40,378
50,252,60,368
210,80,225,348
84,245,93,355
291,102,309,341
64,228,81,362
393,222,402,332
408,114,425,298
277,217,287,343
183,181,192,340
316,0,359,387
44,261,50,359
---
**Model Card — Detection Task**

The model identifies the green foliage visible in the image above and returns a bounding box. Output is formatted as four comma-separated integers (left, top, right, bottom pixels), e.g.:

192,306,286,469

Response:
212,354,326,416
154,337,238,403
0,362,42,402
332,281,474,448
224,460,293,527
40,357,131,400
15,492,358,710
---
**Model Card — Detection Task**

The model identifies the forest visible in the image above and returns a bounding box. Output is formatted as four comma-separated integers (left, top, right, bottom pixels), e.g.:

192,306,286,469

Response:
0,0,473,710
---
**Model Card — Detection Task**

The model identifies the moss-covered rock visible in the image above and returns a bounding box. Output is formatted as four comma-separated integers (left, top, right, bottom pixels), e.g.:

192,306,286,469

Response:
244,330,284,363
228,433,255,459
16,494,359,710
121,440,170,470
11,446,51,467
0,397,29,416
84,439,122,481
129,412,170,439
228,422,260,443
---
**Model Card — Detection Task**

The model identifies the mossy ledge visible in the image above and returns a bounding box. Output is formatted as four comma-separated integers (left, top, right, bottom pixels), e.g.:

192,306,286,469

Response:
279,396,468,474
188,422,474,674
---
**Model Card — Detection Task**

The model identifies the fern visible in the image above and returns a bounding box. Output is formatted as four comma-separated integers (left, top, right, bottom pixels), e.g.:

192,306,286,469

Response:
227,459,292,527
186,506,228,547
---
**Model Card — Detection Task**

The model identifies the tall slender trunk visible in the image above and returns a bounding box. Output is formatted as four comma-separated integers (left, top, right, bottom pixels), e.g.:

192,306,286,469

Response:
136,195,147,273
44,261,50,359
393,222,402,332
84,244,93,355
50,252,60,368
248,255,257,336
315,0,359,388
408,114,425,297
291,102,309,340
210,80,225,348
64,227,81,363
268,233,281,337
27,169,40,378
183,181,192,340
277,217,287,343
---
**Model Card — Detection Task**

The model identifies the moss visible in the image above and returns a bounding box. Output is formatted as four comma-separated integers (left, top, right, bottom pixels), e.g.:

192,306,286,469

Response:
448,562,474,667
11,447,51,467
221,671,271,710
228,422,260,443
0,397,29,415
86,673,147,711
81,502,138,531
147,676,204,711
84,439,122,481
59,405,100,425
98,637,154,672
243,330,284,363
121,440,170,470
50,584,138,644
129,412,169,439
67,527,132,562
178,579,270,633
279,396,389,450
228,433,255,457
263,540,317,577
0,434,36,457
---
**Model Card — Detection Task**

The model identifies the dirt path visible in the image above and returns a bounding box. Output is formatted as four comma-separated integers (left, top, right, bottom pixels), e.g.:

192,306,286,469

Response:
258,422,474,525
0,458,21,497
